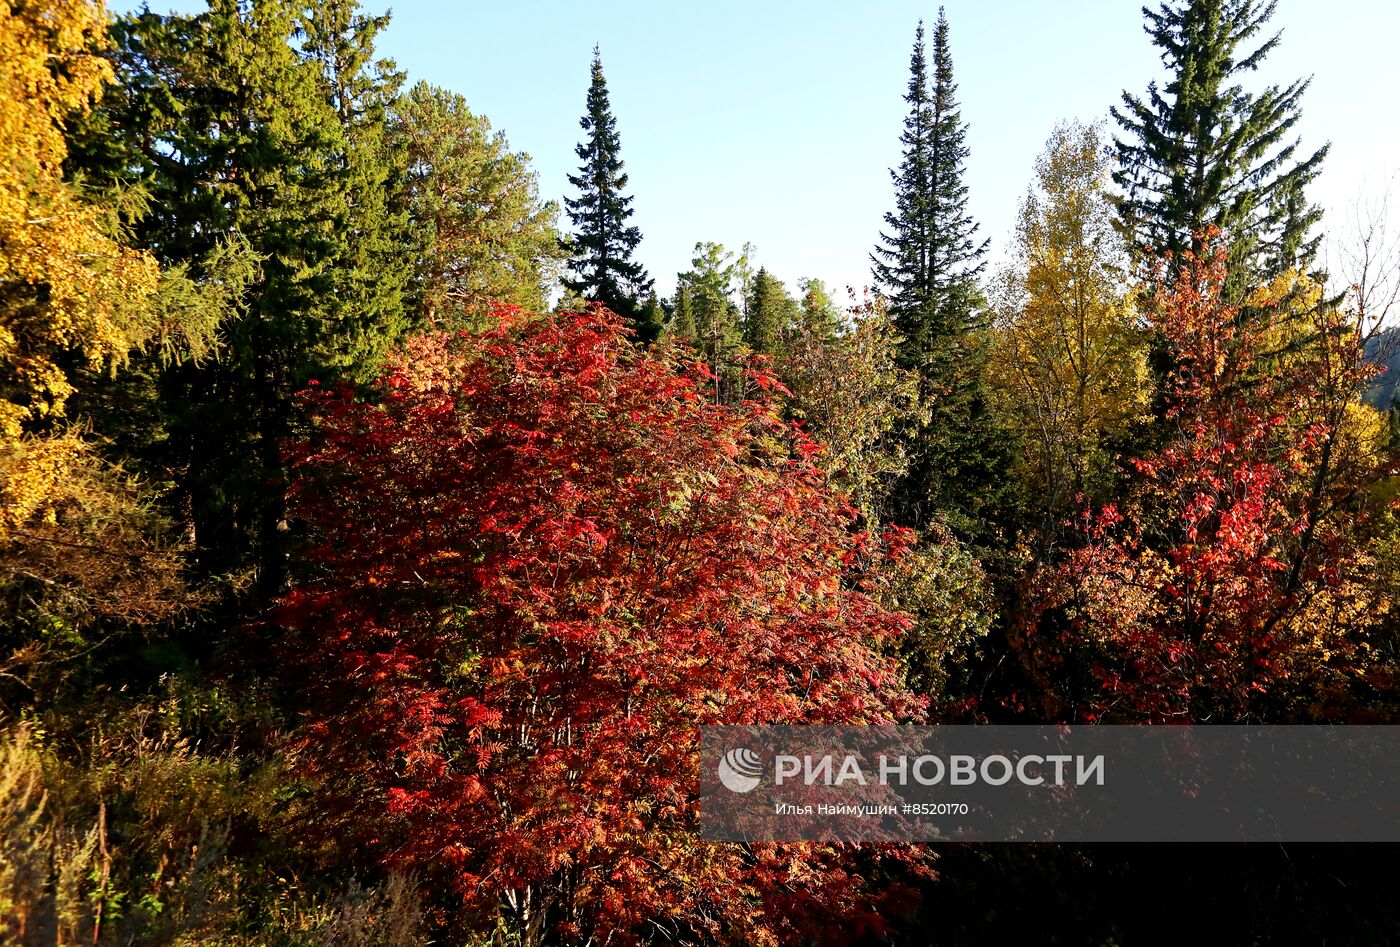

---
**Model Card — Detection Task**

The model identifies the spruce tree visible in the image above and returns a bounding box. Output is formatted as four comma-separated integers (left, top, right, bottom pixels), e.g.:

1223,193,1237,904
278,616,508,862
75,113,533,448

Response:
871,20,934,321
744,267,797,355
638,291,666,342
301,0,412,369
872,12,987,359
1112,0,1327,286
924,9,989,340
872,11,1003,536
667,284,697,341
563,46,654,337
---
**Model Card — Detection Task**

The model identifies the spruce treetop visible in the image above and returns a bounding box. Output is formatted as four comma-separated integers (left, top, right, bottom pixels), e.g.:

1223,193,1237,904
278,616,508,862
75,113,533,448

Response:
1112,0,1328,283
563,45,653,331
872,9,1004,534
872,19,933,312
872,9,987,354
927,8,987,298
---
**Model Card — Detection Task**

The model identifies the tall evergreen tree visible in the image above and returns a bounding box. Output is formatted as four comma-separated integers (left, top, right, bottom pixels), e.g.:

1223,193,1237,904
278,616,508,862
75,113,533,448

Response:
744,267,797,355
666,284,697,341
923,10,989,337
71,0,411,593
302,0,410,346
563,46,654,337
872,11,1003,536
393,82,565,324
871,20,934,319
1112,0,1327,286
873,12,988,357
638,291,666,341
674,242,749,402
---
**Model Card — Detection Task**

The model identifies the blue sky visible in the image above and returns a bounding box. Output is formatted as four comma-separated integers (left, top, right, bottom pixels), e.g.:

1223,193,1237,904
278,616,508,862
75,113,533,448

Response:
126,0,1400,300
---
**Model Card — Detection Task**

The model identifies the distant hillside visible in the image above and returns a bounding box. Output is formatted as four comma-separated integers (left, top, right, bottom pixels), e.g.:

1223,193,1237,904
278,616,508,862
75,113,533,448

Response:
1365,327,1400,409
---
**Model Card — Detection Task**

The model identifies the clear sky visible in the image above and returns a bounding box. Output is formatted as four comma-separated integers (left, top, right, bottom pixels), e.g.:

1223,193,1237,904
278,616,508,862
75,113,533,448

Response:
127,0,1400,300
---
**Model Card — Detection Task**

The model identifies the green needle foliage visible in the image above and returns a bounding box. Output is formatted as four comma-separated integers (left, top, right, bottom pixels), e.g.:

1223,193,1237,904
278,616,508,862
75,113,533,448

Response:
873,11,1007,537
744,267,798,356
73,0,412,591
1112,0,1328,291
394,81,565,326
563,46,654,338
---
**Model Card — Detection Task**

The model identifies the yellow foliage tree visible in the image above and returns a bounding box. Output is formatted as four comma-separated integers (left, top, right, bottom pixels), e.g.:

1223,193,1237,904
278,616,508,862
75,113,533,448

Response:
0,0,202,702
0,0,162,532
987,122,1149,547
778,296,992,700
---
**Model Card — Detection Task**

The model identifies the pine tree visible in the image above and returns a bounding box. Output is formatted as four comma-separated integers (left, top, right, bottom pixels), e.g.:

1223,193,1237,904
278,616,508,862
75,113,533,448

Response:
393,82,565,324
1112,0,1327,286
73,0,411,591
563,46,654,336
677,242,746,402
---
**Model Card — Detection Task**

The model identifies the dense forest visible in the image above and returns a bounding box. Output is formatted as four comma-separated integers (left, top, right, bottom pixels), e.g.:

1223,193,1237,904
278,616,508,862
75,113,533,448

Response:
3,0,1400,943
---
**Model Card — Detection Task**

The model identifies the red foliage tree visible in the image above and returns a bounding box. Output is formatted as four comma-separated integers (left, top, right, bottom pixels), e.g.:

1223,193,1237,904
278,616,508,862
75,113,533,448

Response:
1018,239,1391,723
278,305,924,943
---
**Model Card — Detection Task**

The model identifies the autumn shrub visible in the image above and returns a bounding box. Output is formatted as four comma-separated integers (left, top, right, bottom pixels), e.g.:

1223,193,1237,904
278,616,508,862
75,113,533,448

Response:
280,305,927,944
1019,240,1393,722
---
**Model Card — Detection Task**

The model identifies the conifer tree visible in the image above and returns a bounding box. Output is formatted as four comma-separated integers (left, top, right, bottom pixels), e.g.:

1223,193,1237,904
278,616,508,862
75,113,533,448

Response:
1112,0,1327,286
638,291,666,342
923,10,989,337
677,242,747,402
872,11,1003,535
871,20,934,319
666,285,697,341
744,267,797,355
563,46,654,336
393,82,564,324
73,0,411,591
872,12,987,358
798,278,844,338
301,0,410,346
